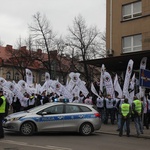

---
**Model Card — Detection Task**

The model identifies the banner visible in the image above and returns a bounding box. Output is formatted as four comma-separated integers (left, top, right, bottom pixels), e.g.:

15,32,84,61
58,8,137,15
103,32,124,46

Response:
66,72,80,92
100,64,105,93
139,57,147,98
103,71,114,97
128,73,135,103
91,83,99,98
51,80,73,101
71,85,80,97
45,72,50,82
66,72,89,97
0,77,7,86
114,74,122,98
140,69,150,89
25,68,33,86
77,79,89,97
123,59,134,98
140,57,147,70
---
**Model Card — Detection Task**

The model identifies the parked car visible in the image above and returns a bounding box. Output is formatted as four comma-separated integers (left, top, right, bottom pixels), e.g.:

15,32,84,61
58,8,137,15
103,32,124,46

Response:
3,102,101,136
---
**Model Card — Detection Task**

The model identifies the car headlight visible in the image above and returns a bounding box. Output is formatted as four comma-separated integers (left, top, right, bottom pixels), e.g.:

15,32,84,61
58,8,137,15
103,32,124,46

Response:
7,116,25,122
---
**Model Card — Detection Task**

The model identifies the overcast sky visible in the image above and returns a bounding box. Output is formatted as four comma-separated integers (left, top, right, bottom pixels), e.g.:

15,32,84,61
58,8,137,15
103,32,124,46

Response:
0,0,106,46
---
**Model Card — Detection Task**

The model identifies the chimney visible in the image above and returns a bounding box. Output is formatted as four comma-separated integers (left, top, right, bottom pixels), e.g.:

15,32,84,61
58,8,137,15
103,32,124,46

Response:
20,46,26,51
37,49,42,54
6,45,13,51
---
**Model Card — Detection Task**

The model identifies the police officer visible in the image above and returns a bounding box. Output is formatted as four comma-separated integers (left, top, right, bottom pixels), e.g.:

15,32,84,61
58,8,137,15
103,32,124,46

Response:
116,96,125,131
119,98,131,137
0,88,6,138
132,96,143,137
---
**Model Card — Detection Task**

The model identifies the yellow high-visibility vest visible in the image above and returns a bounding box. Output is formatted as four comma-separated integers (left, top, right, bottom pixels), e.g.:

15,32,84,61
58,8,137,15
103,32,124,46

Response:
0,96,6,113
121,103,130,117
133,99,142,114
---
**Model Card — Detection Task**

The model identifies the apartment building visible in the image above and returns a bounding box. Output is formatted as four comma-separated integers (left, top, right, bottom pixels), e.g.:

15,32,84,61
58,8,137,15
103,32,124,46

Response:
106,0,150,69
106,0,150,55
86,0,150,72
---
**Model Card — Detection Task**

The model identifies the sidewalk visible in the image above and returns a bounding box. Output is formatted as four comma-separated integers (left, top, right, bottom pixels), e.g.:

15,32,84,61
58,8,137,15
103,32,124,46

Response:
97,121,150,139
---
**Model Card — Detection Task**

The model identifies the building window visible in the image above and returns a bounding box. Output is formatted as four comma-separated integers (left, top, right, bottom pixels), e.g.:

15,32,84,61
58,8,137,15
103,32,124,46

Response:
122,1,142,20
6,72,11,80
41,73,45,82
14,73,19,81
122,34,142,53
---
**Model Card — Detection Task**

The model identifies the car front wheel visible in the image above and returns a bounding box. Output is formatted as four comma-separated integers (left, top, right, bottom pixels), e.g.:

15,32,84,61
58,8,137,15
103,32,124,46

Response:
79,123,93,136
20,122,35,136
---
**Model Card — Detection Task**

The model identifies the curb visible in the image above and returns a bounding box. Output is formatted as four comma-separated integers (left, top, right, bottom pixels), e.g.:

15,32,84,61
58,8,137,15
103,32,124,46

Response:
96,131,150,139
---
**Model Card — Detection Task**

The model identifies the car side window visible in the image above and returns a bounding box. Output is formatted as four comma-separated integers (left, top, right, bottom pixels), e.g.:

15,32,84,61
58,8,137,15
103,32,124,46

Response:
42,105,64,114
65,105,80,113
79,106,92,112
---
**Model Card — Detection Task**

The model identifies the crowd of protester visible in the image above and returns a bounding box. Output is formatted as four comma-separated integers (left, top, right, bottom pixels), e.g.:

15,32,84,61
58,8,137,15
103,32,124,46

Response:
1,87,150,138
10,91,94,113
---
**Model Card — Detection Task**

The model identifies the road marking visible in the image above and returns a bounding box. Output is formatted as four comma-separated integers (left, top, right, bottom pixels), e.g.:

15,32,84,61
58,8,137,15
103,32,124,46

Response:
0,140,72,150
46,145,72,150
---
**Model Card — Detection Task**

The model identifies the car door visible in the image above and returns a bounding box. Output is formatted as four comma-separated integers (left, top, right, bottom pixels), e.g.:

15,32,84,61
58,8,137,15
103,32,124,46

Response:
36,104,64,132
63,104,83,131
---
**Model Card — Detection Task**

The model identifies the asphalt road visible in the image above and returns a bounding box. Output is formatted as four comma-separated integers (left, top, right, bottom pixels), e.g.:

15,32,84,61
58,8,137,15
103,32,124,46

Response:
0,132,149,150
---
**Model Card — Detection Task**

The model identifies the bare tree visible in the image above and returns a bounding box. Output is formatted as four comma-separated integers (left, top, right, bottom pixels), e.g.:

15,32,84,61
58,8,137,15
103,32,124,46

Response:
0,38,4,46
100,30,107,57
24,35,34,51
54,38,69,83
28,12,57,76
67,15,105,83
6,43,41,80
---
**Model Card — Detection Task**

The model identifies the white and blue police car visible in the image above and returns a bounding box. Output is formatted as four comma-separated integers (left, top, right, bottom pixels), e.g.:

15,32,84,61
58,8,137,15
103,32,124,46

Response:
3,102,101,136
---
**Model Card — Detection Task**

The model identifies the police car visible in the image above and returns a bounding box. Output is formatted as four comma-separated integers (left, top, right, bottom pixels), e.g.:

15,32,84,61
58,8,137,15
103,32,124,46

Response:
3,102,101,136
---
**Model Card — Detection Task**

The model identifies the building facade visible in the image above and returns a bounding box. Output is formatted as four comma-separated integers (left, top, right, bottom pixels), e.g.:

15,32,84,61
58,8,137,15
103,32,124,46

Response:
0,45,99,85
106,0,150,56
85,0,150,72
0,45,75,85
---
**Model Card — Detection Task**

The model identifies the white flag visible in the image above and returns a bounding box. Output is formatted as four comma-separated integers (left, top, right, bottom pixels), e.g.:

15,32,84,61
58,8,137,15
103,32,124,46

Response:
60,86,73,102
25,68,33,86
123,59,134,98
4,81,15,92
77,79,89,97
18,80,26,89
45,72,50,82
0,77,7,86
35,83,41,94
66,79,75,92
129,73,135,91
66,72,80,92
100,64,105,93
140,57,147,70
71,85,80,97
91,83,99,97
114,74,122,98
129,73,135,103
103,71,114,97
52,80,73,101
